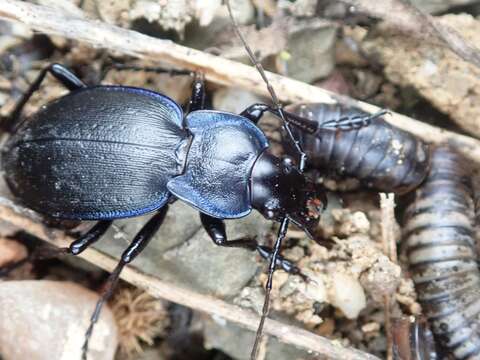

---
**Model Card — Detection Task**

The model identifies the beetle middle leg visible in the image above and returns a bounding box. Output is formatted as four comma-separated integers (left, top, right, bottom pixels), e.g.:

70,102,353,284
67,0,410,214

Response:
81,206,169,360
200,213,305,278
2,63,86,132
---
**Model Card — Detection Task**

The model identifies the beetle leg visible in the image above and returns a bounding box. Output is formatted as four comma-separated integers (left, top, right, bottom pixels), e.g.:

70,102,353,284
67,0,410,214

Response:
81,206,168,360
3,63,86,132
256,245,306,278
68,220,113,255
200,213,258,250
200,213,303,276
239,103,269,124
0,220,112,277
187,73,206,113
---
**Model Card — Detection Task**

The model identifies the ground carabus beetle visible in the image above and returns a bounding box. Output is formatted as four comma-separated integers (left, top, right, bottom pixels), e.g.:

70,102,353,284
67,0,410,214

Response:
1,62,334,359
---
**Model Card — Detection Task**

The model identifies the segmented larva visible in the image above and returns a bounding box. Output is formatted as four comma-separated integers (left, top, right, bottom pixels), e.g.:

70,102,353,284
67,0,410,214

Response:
286,103,431,194
403,145,480,359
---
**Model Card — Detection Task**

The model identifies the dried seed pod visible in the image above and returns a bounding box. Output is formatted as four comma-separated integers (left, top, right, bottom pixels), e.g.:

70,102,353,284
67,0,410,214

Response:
403,145,480,360
285,103,431,194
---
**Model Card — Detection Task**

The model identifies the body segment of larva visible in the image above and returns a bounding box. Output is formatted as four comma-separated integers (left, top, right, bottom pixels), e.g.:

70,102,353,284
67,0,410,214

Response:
286,103,431,194
403,145,480,360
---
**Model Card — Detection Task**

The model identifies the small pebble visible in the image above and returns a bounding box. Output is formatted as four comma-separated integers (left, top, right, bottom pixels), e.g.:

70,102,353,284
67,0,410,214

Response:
361,322,380,333
330,272,366,319
0,280,118,360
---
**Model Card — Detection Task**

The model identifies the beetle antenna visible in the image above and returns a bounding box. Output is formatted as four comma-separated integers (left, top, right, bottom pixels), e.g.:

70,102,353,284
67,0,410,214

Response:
225,3,302,359
225,0,307,171
251,217,290,359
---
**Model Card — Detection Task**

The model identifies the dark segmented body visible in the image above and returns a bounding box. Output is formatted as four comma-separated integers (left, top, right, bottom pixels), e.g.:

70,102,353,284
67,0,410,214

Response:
403,146,480,360
285,103,431,194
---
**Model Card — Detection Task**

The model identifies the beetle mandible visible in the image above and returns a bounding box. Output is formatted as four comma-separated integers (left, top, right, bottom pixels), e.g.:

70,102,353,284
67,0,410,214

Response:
1,62,331,359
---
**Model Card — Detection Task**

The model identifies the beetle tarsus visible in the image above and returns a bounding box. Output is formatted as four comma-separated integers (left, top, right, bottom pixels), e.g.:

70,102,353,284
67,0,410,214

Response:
81,206,168,360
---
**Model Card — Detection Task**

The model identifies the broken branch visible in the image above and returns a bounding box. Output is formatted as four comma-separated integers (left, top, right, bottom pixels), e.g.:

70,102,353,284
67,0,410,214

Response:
1,0,480,164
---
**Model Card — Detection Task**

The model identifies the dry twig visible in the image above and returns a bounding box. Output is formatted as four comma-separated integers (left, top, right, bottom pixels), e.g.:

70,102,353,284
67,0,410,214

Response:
2,1,480,164
379,193,397,360
0,199,380,360
341,0,480,69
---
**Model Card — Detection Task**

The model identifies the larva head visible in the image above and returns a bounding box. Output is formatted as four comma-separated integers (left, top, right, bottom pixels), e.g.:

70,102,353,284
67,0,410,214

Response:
250,151,325,238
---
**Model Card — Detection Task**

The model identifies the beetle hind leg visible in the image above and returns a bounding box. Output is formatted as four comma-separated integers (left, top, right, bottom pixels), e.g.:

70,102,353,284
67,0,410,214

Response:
2,63,86,133
81,206,169,360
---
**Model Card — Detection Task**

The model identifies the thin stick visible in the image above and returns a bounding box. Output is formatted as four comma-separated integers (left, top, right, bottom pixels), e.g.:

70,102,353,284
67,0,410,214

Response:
3,1,480,164
225,0,306,170
379,193,397,360
0,200,380,360
380,193,397,263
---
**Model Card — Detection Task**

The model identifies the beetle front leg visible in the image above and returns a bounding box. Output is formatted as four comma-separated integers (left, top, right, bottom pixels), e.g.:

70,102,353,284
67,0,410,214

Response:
200,213,257,250
3,63,86,132
81,206,169,360
200,213,304,277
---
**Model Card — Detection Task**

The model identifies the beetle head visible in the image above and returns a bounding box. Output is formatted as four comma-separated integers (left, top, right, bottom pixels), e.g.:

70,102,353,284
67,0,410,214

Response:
251,151,325,238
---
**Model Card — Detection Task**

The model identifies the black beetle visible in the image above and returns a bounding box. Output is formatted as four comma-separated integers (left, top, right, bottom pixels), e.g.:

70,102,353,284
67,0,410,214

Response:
1,63,329,359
